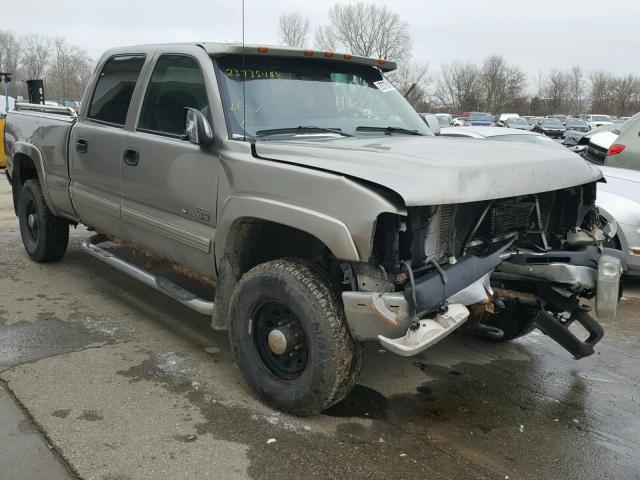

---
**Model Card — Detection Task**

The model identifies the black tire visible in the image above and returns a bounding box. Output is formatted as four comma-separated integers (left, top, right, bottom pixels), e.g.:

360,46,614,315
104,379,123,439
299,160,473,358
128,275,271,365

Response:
18,179,69,262
481,302,539,342
228,258,361,416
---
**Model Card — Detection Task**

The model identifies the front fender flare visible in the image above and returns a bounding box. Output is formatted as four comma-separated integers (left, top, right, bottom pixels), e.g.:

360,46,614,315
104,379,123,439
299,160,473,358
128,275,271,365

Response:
215,195,361,263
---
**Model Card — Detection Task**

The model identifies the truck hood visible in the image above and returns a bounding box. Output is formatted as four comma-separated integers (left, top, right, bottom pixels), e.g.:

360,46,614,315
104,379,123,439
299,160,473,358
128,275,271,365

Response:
254,136,602,206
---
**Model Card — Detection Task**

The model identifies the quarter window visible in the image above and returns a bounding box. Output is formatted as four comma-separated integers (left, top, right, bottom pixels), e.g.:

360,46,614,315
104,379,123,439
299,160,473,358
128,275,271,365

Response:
138,55,210,137
87,55,145,126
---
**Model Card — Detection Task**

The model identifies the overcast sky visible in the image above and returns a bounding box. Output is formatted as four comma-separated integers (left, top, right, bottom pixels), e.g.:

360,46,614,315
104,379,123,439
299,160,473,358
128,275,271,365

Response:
5,0,639,82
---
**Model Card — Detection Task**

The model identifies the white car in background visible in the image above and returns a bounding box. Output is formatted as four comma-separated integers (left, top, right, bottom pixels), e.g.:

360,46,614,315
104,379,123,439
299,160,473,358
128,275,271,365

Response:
585,114,614,129
435,113,452,126
597,166,640,276
440,125,561,147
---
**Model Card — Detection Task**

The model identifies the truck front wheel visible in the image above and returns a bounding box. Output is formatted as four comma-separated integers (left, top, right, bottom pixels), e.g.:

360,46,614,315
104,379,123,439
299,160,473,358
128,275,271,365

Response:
18,179,69,262
228,258,361,416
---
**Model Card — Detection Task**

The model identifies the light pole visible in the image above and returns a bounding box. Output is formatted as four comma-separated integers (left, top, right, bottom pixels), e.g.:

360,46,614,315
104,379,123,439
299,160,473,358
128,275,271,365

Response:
0,72,12,114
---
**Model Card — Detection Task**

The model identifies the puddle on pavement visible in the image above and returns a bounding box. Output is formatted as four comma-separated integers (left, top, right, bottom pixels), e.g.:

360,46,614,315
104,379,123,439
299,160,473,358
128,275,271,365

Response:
0,316,113,368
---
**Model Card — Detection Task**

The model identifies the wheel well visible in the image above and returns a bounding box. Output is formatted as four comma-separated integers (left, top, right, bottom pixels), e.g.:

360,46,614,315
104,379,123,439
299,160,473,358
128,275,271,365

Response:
223,218,340,277
212,218,343,330
11,153,39,215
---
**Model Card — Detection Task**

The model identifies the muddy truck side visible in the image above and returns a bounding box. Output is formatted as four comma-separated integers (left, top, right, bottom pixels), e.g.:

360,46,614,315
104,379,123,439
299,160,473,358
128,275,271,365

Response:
3,42,627,415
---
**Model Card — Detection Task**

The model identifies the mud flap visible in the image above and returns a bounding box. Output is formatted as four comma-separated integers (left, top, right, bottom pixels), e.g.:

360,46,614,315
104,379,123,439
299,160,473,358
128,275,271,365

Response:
534,293,604,359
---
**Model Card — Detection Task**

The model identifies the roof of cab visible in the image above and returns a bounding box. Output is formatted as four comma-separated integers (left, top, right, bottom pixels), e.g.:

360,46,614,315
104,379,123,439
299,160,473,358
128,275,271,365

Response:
101,42,397,72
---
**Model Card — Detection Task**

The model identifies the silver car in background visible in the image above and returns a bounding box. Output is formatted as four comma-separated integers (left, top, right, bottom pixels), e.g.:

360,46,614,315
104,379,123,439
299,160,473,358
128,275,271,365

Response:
597,166,640,276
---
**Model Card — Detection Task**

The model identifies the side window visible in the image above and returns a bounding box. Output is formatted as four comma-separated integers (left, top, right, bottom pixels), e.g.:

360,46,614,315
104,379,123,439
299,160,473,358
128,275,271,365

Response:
138,55,209,137
87,55,146,126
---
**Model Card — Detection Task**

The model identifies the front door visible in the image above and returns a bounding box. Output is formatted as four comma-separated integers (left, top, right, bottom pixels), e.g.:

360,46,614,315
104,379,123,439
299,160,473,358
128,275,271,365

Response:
69,54,146,238
121,53,219,278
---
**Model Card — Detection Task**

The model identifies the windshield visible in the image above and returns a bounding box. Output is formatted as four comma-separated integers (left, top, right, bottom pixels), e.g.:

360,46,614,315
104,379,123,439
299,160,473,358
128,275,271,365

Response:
542,119,563,126
436,116,450,126
590,115,612,122
214,55,430,138
566,119,586,126
507,118,528,125
468,113,493,122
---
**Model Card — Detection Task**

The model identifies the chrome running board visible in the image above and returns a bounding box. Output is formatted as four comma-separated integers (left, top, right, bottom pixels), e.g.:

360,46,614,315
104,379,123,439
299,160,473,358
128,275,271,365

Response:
81,235,214,316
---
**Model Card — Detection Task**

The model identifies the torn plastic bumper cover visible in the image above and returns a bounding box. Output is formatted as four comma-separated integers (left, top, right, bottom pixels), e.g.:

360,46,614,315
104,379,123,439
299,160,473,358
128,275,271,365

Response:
404,238,516,315
342,239,625,358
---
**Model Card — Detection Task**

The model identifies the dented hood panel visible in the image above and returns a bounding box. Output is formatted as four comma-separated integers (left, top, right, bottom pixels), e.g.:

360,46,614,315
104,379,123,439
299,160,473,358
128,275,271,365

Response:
255,136,602,206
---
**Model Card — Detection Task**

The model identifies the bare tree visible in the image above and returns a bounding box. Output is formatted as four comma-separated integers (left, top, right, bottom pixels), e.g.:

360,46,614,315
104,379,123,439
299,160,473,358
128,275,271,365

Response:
434,61,480,113
611,74,639,116
277,12,310,48
315,3,411,61
590,70,614,113
543,69,570,113
390,61,430,109
48,37,92,100
0,30,23,97
478,55,527,113
568,65,585,115
21,35,51,80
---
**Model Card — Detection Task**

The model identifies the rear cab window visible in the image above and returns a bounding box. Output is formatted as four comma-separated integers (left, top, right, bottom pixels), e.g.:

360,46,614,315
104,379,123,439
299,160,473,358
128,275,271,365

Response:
87,55,146,127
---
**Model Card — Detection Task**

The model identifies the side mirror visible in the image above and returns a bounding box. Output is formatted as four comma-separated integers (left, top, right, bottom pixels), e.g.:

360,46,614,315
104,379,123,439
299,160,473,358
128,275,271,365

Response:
185,107,214,146
422,114,441,135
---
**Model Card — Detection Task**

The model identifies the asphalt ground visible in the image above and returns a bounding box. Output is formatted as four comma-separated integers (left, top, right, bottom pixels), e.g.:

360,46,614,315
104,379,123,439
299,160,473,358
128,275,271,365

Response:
0,174,639,480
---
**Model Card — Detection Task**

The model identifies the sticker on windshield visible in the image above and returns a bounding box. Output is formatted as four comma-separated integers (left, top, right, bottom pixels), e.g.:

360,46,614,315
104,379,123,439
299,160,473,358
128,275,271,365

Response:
373,79,396,93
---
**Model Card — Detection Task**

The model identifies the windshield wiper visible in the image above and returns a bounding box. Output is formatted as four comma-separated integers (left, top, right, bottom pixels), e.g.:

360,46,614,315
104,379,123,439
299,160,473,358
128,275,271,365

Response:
255,126,353,138
356,126,424,136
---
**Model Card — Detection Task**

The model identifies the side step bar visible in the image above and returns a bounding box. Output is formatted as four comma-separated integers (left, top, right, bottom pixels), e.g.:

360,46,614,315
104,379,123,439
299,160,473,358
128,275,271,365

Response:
81,235,214,316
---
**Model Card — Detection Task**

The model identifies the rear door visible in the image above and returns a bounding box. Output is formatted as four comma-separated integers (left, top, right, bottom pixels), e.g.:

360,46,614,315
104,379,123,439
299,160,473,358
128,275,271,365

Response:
69,53,147,237
121,48,220,277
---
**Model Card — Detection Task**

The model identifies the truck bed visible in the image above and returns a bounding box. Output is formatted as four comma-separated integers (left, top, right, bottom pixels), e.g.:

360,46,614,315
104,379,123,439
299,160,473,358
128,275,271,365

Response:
4,109,77,219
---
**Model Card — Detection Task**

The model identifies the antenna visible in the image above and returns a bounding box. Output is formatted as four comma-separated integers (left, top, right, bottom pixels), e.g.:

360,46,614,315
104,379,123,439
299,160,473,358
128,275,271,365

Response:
242,0,246,140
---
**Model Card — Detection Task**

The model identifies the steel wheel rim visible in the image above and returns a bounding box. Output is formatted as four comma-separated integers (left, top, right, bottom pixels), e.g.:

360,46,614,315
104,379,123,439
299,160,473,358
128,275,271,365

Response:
252,301,309,380
24,199,39,244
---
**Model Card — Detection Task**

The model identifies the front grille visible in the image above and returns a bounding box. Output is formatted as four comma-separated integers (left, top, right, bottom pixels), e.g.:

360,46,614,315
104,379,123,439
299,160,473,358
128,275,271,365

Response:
490,202,535,236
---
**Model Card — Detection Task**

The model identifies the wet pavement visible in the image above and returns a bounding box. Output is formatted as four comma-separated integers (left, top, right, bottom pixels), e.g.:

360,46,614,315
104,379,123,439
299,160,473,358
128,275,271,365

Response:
0,177,639,479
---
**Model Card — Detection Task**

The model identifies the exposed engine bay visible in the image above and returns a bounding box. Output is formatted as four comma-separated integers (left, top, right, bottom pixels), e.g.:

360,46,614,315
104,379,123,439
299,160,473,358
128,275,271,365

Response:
343,182,627,359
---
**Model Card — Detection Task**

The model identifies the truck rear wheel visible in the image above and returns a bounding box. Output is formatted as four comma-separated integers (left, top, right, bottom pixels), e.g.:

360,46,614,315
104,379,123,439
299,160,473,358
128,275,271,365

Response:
18,179,69,262
228,258,361,416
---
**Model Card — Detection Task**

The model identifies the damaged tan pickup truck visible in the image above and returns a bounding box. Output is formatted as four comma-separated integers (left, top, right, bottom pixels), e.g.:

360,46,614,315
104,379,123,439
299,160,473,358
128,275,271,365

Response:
3,43,627,415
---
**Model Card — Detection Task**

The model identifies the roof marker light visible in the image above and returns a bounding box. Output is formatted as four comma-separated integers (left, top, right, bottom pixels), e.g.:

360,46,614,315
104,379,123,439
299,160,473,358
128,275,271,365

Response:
324,51,334,58
343,54,352,60
257,46,268,53
378,58,386,65
304,49,314,56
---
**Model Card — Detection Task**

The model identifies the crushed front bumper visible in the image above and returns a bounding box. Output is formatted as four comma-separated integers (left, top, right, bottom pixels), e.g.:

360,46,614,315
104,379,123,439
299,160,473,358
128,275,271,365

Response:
342,244,626,358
